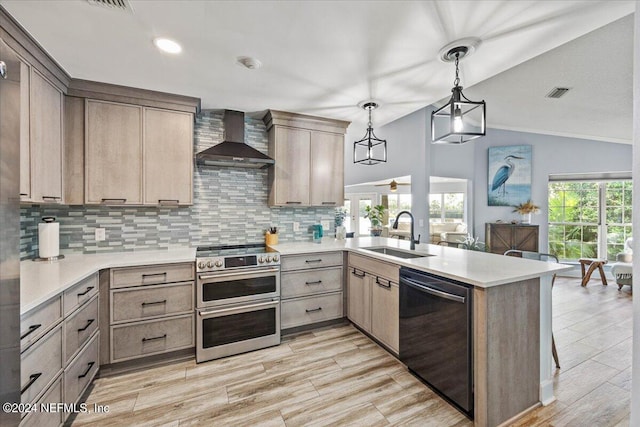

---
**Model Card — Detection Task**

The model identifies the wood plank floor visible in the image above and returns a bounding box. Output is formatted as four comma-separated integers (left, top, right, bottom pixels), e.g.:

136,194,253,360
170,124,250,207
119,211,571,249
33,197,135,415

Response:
72,276,632,427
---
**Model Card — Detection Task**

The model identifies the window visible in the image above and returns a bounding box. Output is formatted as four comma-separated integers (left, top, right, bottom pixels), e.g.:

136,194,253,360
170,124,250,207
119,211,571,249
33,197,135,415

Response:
386,194,412,225
429,193,464,223
548,180,632,261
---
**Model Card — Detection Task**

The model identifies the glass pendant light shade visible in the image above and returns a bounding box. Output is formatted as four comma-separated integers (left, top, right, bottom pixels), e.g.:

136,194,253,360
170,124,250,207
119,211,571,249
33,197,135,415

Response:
354,102,387,165
431,46,486,144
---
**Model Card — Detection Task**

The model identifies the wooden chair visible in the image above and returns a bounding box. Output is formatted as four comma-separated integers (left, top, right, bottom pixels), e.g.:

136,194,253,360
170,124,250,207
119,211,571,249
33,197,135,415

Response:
504,250,561,369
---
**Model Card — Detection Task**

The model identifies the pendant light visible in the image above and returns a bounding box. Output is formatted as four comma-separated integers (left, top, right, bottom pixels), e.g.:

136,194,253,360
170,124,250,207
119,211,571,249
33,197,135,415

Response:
354,101,387,165
431,45,486,144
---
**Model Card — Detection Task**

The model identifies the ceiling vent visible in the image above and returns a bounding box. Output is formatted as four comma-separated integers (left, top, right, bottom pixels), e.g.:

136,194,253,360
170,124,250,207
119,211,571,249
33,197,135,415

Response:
546,87,571,99
86,0,131,11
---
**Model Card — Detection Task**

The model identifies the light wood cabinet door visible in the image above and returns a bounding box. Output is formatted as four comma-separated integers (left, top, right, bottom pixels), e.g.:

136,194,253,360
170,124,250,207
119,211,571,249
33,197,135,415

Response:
30,68,63,203
86,100,143,204
310,131,344,206
271,126,310,206
143,108,193,205
347,267,370,332
370,278,399,353
19,60,31,199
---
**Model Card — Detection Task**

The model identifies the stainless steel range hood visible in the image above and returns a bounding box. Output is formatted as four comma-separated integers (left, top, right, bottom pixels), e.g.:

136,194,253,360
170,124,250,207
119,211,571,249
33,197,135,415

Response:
196,110,274,169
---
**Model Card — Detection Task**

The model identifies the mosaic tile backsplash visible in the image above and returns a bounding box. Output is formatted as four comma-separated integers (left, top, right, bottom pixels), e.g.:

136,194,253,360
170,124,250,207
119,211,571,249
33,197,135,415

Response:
20,111,334,259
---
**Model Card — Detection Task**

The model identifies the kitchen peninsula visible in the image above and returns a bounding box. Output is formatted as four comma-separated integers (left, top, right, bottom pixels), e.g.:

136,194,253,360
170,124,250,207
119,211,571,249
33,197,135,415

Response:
20,238,568,427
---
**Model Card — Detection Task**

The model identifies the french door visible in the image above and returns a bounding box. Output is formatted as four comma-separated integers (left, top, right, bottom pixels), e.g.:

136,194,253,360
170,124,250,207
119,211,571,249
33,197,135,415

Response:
343,193,377,237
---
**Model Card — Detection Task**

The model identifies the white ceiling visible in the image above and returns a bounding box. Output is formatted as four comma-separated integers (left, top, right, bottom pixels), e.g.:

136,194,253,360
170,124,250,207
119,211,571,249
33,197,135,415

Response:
1,0,635,140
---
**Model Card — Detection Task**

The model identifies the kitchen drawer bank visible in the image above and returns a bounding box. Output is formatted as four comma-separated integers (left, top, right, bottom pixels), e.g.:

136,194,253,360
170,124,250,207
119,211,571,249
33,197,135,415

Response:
19,273,99,426
280,251,344,331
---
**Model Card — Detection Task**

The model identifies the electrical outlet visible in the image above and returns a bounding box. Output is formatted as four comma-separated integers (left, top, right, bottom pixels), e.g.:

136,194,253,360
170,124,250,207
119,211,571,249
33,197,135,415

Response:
293,222,300,232
95,228,106,242
321,220,330,230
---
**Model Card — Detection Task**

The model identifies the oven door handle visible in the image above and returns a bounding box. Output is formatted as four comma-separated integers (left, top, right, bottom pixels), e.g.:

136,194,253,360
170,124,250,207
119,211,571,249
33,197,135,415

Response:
198,300,279,317
198,267,280,281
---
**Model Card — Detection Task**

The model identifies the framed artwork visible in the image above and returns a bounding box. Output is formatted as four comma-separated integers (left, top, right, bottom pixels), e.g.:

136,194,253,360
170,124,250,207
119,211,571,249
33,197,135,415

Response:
488,145,531,206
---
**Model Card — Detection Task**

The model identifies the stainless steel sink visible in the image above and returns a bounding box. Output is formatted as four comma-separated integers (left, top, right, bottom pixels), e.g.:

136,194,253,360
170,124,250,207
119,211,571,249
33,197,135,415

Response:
360,246,434,259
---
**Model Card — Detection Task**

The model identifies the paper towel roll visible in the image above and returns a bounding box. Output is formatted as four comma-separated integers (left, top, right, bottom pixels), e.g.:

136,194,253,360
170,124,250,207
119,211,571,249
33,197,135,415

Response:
38,218,59,259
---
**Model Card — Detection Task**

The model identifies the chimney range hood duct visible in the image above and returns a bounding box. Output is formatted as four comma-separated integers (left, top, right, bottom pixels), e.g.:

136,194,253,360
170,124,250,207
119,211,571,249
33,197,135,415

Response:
196,110,275,169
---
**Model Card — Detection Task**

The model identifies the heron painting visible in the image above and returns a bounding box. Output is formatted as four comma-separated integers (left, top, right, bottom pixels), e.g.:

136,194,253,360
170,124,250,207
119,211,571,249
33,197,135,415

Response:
488,145,532,206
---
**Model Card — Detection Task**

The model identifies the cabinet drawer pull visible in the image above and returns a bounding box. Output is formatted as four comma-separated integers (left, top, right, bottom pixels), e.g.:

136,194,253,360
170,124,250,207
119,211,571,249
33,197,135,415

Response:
286,201,302,204
21,373,42,394
305,307,322,313
77,286,94,297
305,259,322,264
141,272,167,279
321,201,336,205
305,280,322,285
142,334,167,342
77,319,95,332
77,362,95,379
20,193,28,196
20,324,42,340
42,196,61,200
101,198,126,203
141,300,167,306
376,277,392,288
158,199,179,205
351,268,365,278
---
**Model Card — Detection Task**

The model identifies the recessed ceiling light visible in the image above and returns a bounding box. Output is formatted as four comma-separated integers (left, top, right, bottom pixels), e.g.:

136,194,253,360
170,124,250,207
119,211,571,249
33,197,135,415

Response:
153,38,182,54
236,56,262,70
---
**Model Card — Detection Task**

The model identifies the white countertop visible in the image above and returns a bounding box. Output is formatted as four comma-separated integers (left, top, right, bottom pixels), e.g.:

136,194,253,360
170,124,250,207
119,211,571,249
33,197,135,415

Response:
271,237,571,288
20,248,196,315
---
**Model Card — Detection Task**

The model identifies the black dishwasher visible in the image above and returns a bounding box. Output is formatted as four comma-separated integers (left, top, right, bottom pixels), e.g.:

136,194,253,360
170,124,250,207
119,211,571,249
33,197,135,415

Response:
399,267,473,418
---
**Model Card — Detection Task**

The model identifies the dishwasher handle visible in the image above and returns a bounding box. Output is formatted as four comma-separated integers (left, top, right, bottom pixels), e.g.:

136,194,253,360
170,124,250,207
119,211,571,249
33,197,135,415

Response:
401,277,466,304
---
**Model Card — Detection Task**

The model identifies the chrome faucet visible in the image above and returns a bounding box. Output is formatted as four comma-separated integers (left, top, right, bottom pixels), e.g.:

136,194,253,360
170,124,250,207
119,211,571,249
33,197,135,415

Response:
392,210,420,250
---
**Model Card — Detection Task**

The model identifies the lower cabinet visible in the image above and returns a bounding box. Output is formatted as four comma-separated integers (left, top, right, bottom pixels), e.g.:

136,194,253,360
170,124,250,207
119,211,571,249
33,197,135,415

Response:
280,252,344,330
20,273,99,425
347,253,399,354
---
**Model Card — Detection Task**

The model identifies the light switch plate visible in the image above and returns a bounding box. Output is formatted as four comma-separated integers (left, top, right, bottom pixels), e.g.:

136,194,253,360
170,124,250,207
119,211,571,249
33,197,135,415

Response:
293,222,300,232
321,220,330,230
95,228,106,241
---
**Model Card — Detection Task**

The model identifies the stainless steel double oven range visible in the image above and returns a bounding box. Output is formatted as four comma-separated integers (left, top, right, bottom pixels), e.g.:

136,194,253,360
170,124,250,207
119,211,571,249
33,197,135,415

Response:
195,244,281,363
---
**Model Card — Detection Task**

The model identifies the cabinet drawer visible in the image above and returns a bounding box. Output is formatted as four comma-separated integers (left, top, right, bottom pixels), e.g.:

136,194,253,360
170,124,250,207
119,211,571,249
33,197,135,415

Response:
111,263,194,288
281,292,343,329
63,274,98,316
21,296,62,351
281,252,343,271
64,332,99,406
349,253,399,283
21,325,62,405
21,376,63,427
111,282,194,323
281,267,343,299
64,296,99,363
111,314,194,363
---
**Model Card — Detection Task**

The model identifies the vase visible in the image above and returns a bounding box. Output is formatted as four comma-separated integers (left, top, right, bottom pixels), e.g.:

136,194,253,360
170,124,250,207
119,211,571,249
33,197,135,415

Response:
370,229,382,237
521,213,531,224
335,225,346,240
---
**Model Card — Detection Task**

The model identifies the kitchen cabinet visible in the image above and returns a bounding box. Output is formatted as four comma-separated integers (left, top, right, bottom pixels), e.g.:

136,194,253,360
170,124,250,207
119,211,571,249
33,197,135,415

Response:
20,273,99,424
144,108,193,205
108,263,195,363
85,100,194,206
19,64,64,204
347,253,399,353
263,110,349,207
280,251,344,330
485,223,539,254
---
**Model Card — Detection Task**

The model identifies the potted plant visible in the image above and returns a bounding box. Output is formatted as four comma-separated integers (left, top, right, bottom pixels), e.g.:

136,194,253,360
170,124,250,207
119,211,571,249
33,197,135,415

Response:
364,204,386,236
334,208,347,240
460,234,486,251
512,200,540,224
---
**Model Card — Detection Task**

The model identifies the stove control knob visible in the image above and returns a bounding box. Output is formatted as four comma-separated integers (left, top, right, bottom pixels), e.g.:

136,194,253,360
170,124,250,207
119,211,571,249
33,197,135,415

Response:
272,255,279,262
206,261,214,268
266,256,273,263
215,260,223,268
198,262,206,269
258,256,265,264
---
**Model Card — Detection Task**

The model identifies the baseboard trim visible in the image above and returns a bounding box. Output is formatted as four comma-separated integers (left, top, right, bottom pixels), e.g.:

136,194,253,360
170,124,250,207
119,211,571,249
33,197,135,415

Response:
540,378,556,406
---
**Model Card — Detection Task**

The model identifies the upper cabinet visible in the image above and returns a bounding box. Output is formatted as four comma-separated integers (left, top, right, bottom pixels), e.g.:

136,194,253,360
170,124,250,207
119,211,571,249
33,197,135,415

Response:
85,100,193,206
20,63,64,204
263,110,349,207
